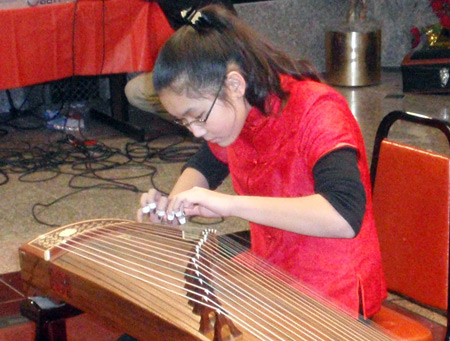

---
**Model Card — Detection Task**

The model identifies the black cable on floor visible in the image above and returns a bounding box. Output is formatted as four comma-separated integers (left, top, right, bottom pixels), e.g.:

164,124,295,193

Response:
0,168,8,186
0,133,202,227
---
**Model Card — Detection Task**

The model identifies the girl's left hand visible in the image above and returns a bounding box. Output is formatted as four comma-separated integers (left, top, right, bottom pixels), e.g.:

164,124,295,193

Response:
167,187,233,219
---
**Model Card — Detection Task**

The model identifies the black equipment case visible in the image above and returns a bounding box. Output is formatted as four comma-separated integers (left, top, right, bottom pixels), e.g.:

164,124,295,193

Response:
401,48,450,93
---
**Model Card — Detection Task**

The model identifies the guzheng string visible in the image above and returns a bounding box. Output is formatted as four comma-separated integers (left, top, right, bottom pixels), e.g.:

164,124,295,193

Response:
181,229,389,340
50,220,393,340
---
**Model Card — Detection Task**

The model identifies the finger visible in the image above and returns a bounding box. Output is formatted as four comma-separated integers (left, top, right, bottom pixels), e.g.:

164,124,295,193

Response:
167,195,184,217
136,207,144,222
163,198,179,225
175,202,187,225
142,202,157,214
177,212,187,225
166,209,175,223
155,196,169,222
140,189,166,222
140,189,160,208
167,197,186,225
138,193,153,221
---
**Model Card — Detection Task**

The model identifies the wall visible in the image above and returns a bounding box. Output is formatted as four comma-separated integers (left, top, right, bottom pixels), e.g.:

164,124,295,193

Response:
235,0,437,72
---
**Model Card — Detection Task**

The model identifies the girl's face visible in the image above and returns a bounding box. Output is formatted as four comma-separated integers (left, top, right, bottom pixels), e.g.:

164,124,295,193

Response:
159,73,251,147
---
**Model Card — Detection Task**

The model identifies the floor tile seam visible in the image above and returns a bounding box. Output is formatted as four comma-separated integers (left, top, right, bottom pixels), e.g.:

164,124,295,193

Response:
0,278,25,298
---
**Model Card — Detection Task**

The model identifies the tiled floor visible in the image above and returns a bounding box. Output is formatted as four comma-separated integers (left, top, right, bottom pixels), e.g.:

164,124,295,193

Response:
1,70,450,339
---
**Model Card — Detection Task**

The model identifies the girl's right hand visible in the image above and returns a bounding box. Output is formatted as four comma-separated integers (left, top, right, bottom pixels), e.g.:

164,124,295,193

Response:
137,188,171,223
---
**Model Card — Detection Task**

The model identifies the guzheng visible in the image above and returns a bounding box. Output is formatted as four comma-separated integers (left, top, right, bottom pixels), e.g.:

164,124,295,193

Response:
19,218,395,340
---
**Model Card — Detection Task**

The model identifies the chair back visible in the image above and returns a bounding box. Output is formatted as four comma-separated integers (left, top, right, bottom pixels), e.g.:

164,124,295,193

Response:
371,110,450,315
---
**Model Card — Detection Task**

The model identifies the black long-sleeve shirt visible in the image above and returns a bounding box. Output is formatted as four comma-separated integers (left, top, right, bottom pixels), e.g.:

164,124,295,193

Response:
183,142,366,235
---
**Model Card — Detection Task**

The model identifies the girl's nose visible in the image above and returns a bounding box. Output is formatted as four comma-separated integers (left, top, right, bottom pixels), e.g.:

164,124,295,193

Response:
189,124,206,138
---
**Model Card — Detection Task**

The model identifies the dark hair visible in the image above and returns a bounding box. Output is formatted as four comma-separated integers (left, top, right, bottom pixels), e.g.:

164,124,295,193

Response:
152,4,321,115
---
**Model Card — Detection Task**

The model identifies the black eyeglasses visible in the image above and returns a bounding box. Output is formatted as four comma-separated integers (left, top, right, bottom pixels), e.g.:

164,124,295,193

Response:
173,80,224,128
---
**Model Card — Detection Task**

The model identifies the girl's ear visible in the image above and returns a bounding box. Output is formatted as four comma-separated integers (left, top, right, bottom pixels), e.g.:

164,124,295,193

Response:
225,71,246,98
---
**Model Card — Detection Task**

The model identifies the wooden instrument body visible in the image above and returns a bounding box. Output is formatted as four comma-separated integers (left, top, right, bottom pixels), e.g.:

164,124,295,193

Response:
20,219,204,340
19,219,395,341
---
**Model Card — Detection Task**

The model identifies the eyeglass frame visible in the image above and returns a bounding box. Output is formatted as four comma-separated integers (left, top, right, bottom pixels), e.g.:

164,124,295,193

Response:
172,79,224,128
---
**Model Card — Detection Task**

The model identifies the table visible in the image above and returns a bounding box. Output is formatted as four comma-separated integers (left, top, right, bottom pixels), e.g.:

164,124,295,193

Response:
0,0,174,140
0,0,173,90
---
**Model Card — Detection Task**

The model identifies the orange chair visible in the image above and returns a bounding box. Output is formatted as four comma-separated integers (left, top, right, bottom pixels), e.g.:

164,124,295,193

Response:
370,110,450,340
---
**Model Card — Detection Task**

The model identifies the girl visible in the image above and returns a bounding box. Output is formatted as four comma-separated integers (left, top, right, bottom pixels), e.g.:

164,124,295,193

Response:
137,4,386,319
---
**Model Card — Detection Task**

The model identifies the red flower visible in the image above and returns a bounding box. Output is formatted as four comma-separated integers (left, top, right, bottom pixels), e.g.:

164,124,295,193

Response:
441,14,450,28
410,27,422,48
431,0,446,12
430,0,450,27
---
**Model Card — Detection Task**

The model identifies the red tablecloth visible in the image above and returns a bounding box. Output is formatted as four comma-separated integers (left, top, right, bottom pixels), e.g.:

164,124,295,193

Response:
0,0,174,90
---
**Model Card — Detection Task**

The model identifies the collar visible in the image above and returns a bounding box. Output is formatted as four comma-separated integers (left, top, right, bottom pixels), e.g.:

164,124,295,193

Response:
239,74,295,139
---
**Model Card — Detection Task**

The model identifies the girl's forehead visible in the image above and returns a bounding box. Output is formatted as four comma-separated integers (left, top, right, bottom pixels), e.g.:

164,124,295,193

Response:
159,89,189,105
159,88,207,112
160,88,196,102
161,84,216,101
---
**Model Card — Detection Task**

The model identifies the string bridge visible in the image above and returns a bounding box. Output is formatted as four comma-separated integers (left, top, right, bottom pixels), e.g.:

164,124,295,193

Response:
184,229,242,341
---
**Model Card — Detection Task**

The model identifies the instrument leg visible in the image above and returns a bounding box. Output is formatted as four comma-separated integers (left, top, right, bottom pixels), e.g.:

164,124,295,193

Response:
20,296,82,341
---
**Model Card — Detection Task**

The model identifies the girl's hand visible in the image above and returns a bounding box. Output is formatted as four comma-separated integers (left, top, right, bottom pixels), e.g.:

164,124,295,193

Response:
137,188,173,224
167,187,233,219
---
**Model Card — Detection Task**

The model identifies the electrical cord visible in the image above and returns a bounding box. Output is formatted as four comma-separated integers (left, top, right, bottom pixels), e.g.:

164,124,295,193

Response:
0,133,202,227
0,168,8,186
1,129,219,228
32,183,133,228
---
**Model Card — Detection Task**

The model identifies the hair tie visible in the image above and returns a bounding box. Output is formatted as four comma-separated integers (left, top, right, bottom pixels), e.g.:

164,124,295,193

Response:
181,8,214,31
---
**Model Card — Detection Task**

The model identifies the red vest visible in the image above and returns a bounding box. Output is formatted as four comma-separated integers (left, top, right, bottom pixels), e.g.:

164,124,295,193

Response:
209,76,386,318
